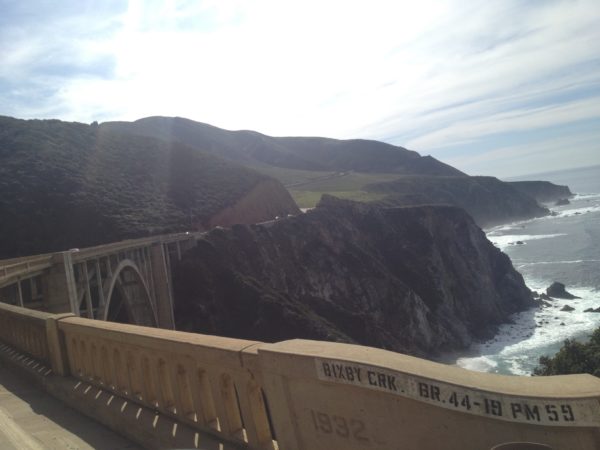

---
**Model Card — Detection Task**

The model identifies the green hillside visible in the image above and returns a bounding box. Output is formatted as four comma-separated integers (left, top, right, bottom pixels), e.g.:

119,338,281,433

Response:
0,116,270,257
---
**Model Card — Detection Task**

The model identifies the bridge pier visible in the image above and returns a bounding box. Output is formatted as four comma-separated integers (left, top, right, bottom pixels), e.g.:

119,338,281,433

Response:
41,252,78,315
149,243,175,329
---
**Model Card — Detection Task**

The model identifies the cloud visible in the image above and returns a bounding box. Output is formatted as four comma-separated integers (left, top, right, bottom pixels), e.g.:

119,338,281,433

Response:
444,127,600,177
0,0,599,175
405,95,600,151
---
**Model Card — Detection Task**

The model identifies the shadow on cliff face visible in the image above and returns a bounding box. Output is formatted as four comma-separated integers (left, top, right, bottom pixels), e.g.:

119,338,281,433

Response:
173,196,534,357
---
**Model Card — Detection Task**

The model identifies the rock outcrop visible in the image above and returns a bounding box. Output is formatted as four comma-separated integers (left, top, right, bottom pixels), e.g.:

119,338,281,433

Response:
173,196,534,357
508,181,573,203
546,282,580,299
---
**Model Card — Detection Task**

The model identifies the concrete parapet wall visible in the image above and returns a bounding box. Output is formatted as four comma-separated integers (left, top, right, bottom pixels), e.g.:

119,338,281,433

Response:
258,340,600,450
1,303,600,449
0,302,53,365
57,316,277,449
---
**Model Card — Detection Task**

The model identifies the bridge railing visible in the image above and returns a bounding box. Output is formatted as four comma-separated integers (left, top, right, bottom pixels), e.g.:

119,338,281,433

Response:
257,340,600,450
1,302,600,450
0,254,53,288
57,316,277,450
68,231,203,262
0,230,202,289
0,302,71,374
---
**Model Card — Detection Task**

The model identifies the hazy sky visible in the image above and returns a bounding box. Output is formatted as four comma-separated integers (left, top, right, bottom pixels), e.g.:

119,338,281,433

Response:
1,0,599,177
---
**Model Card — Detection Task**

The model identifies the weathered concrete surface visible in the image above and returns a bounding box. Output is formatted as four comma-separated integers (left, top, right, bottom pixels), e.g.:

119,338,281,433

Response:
0,361,138,449
259,339,600,450
0,341,243,450
3,301,600,450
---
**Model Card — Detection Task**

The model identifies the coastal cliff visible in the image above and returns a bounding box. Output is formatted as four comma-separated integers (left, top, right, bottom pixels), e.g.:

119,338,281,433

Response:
173,196,533,357
366,176,549,228
507,181,573,203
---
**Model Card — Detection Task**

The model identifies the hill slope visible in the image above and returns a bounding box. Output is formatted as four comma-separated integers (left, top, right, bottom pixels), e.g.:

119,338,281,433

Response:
0,116,298,257
101,116,465,176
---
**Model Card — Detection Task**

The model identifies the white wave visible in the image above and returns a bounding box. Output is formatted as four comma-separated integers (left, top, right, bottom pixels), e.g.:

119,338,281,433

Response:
573,193,600,200
484,197,600,235
486,223,521,234
457,284,600,375
516,259,600,268
456,355,498,372
488,233,567,251
548,205,600,218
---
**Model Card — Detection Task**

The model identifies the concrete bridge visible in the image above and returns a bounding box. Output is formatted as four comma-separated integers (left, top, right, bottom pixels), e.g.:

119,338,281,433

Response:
0,232,203,328
1,239,600,449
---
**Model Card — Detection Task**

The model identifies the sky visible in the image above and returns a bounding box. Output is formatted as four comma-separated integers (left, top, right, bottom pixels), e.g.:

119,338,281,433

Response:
1,0,599,177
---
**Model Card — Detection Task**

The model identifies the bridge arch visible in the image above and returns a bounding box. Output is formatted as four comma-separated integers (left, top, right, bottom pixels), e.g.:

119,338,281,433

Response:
103,259,157,327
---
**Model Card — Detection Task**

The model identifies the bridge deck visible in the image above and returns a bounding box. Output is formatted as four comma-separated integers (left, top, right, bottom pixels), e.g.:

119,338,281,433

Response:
0,362,139,450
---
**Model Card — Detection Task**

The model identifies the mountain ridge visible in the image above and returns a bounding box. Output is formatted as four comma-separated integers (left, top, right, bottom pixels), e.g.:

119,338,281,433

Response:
101,116,465,176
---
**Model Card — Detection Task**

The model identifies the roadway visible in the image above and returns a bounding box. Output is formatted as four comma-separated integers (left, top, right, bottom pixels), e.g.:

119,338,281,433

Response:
0,361,139,450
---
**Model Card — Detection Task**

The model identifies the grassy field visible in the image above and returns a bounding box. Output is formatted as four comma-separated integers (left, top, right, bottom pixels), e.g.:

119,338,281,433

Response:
252,166,400,208
290,189,388,208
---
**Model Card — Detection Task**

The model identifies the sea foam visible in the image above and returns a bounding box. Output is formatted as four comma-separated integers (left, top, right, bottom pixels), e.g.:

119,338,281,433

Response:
457,282,600,376
487,234,567,251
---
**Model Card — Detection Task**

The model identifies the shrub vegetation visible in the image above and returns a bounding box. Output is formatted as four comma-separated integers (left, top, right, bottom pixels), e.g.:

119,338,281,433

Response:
534,328,600,377
0,116,265,257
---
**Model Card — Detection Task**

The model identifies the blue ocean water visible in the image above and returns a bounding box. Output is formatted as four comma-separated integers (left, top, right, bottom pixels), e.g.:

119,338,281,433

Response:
456,165,600,375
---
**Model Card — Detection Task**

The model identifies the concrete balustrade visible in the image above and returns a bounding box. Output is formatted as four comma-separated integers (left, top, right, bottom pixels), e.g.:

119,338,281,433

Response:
1,302,600,449
0,302,73,376
57,316,278,450
0,302,52,365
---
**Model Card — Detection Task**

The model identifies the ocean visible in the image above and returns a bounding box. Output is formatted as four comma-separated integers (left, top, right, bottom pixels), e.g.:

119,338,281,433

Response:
455,164,600,376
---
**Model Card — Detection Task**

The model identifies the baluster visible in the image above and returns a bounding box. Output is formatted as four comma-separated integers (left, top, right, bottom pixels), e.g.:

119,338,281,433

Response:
208,370,244,441
112,349,128,395
235,377,276,449
90,344,101,383
78,338,89,378
188,365,218,429
126,350,143,401
157,358,176,414
141,354,159,408
100,345,112,387
170,361,195,421
67,337,82,376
